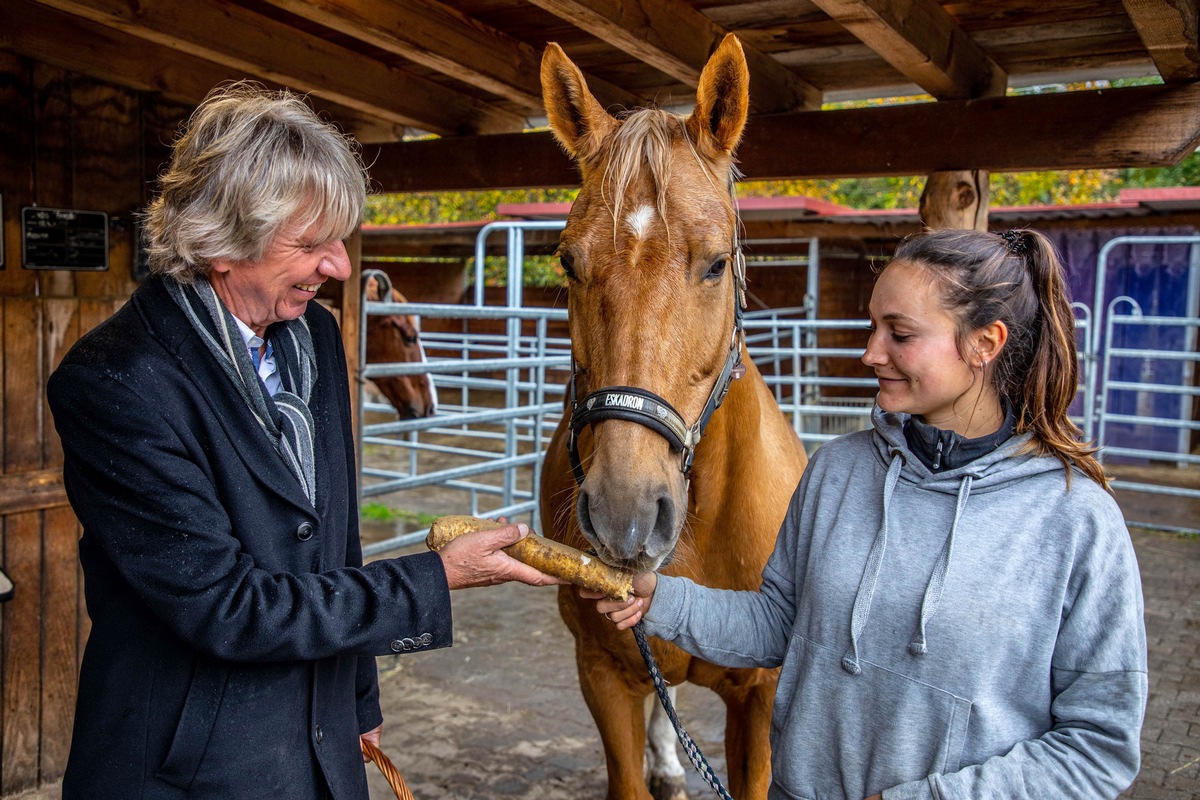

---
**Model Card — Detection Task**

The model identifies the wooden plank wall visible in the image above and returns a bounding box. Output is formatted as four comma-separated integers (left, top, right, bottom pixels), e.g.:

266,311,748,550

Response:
0,53,189,796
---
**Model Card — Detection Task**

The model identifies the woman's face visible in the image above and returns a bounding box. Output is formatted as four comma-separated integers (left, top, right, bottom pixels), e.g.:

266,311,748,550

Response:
862,260,989,433
209,215,351,336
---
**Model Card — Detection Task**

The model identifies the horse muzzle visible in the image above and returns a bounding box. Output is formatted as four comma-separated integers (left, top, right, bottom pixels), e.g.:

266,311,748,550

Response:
573,434,686,572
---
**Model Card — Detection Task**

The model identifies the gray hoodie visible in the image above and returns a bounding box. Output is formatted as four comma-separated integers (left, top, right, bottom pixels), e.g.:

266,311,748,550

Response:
642,406,1147,799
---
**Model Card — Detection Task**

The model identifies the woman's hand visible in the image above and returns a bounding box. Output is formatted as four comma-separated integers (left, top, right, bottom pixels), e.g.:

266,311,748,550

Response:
436,520,567,590
579,571,658,630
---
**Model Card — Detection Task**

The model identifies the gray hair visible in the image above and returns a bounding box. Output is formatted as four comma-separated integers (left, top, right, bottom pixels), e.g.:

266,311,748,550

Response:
143,82,369,281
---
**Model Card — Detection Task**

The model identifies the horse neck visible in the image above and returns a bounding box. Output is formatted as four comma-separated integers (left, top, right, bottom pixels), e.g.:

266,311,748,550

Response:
675,354,795,585
690,353,770,492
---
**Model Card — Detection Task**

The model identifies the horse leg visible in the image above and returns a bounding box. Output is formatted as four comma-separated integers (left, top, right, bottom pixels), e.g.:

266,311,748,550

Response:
715,679,775,800
577,657,654,800
644,690,688,800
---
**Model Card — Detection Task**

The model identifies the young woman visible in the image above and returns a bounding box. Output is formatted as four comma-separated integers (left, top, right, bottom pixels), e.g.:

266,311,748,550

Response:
587,229,1148,799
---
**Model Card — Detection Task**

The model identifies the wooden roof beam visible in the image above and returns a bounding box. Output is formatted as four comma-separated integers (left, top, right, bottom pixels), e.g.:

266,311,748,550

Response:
29,0,527,136
0,0,406,143
258,0,638,113
365,83,1200,191
808,0,1007,100
526,0,821,112
1122,0,1200,81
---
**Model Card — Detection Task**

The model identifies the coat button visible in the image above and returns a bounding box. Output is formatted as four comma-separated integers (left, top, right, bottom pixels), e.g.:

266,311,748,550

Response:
390,640,404,653
314,724,323,744
296,522,314,541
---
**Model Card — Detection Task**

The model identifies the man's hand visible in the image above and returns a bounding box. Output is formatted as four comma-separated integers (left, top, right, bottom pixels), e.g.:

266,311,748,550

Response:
437,521,567,590
360,724,382,763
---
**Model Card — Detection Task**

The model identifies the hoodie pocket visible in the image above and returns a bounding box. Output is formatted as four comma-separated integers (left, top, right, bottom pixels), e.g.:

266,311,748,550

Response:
771,636,971,799
155,659,229,790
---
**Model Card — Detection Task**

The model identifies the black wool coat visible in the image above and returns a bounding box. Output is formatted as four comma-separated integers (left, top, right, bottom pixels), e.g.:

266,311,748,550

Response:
48,275,452,799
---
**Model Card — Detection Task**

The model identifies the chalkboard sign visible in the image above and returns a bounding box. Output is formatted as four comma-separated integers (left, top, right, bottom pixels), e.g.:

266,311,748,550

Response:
21,206,109,271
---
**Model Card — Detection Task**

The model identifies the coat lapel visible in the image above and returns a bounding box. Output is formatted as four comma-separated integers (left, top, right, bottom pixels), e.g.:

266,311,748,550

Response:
133,277,318,514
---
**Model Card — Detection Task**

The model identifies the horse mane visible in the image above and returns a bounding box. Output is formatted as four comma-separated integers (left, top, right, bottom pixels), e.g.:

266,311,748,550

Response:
600,108,726,248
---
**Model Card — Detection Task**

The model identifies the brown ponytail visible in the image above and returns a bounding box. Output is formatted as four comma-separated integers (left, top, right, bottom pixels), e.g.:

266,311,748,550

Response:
1015,231,1107,488
892,229,1109,489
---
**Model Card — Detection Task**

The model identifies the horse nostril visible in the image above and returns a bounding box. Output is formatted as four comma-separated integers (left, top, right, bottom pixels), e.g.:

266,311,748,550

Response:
653,494,676,544
577,482,678,566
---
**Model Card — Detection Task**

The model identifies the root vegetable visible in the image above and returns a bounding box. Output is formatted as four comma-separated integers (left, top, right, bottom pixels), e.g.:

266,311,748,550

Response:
427,515,635,601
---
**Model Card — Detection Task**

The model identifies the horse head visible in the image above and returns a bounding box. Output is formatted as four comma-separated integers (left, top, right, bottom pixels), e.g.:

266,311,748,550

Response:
542,35,750,572
364,276,438,419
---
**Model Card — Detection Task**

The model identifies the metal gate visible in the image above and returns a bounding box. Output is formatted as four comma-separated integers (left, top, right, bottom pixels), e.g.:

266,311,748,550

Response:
1088,235,1200,531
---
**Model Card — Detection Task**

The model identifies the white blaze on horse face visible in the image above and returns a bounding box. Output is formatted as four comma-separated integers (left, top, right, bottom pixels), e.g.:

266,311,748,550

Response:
625,205,657,241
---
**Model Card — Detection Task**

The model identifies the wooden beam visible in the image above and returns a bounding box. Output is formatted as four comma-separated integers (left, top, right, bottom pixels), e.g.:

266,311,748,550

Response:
365,82,1200,191
1123,0,1200,81
258,0,638,113
0,0,408,143
808,0,1007,99
527,0,821,112
28,0,526,136
0,465,70,515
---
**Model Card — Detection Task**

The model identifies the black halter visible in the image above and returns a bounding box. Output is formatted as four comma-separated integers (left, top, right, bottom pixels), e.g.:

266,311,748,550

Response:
566,248,747,485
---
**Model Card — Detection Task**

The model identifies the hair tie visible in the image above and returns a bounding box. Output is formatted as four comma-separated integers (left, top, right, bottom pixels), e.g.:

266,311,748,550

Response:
1000,229,1029,255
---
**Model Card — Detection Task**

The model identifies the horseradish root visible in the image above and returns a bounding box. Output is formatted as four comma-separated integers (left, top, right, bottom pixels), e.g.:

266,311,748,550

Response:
427,515,635,601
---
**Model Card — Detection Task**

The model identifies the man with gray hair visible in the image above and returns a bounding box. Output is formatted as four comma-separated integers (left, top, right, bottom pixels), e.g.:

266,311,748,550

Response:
49,82,560,799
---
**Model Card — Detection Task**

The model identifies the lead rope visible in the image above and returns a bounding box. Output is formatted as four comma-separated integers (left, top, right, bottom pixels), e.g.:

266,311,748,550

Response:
632,621,735,800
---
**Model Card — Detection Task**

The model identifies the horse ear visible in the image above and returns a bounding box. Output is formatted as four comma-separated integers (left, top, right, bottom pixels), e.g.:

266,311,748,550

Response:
541,42,616,167
687,34,750,155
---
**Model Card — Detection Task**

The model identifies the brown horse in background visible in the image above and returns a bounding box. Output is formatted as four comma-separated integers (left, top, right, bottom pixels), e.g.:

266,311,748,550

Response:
538,36,808,800
364,275,437,420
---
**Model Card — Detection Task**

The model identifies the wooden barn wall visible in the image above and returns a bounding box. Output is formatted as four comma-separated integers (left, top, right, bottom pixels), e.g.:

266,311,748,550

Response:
0,54,189,796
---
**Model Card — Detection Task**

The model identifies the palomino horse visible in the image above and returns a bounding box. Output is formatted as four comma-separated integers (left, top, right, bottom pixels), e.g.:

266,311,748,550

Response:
538,36,809,800
364,275,438,420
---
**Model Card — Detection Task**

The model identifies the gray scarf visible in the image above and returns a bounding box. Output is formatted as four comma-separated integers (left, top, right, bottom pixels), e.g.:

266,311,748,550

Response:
165,276,319,506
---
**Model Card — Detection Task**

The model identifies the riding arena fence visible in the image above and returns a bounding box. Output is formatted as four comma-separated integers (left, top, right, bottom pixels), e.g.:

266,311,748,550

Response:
358,229,1200,555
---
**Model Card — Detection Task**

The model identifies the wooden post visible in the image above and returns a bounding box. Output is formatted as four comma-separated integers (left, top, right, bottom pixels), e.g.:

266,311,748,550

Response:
919,169,990,230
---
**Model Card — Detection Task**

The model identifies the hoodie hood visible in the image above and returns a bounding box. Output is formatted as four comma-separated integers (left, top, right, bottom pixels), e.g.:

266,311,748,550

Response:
869,403,1061,494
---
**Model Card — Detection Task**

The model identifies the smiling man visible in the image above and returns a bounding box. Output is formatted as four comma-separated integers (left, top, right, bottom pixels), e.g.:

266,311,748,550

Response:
47,82,560,800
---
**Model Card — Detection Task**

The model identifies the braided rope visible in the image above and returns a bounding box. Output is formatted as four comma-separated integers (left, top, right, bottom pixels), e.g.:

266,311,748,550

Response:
361,737,416,800
633,622,735,800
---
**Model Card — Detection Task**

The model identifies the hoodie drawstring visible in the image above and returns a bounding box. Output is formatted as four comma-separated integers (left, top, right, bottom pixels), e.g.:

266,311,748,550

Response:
909,475,973,656
841,451,904,676
842,456,976,675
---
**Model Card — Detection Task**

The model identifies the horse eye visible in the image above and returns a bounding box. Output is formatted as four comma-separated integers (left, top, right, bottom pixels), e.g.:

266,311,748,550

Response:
402,334,419,346
704,257,729,281
558,251,578,280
